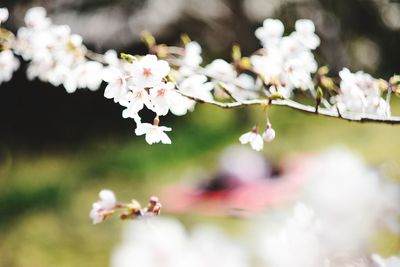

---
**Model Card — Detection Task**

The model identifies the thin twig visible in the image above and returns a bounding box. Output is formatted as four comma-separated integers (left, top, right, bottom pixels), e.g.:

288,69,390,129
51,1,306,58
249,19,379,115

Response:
176,90,400,124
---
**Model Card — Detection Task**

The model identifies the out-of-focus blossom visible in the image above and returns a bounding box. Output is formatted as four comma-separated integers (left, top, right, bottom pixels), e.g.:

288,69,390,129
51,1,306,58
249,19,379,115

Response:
299,148,400,253
177,41,203,78
255,18,285,47
293,19,320,50
0,50,20,85
111,217,250,267
64,61,103,93
252,19,319,97
178,74,214,103
255,203,326,267
0,7,9,25
24,7,51,29
89,189,117,224
205,59,237,82
335,68,390,116
15,7,105,93
372,254,400,267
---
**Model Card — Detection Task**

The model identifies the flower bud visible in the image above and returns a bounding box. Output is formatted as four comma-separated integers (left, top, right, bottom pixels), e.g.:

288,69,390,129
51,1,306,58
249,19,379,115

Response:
262,127,275,142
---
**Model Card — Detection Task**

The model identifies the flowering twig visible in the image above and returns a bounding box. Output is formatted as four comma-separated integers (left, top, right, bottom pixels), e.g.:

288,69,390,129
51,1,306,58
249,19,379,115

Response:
90,189,162,224
175,90,400,124
1,6,400,151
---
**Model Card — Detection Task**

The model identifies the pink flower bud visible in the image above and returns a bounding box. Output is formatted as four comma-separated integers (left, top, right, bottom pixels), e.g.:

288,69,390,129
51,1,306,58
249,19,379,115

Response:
262,128,275,142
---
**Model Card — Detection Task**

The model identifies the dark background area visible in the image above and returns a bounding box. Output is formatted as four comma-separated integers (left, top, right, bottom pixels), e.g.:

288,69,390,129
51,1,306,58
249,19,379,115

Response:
0,0,399,152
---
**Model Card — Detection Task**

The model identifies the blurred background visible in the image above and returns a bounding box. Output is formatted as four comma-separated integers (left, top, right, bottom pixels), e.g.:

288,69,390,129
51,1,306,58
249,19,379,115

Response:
0,0,400,267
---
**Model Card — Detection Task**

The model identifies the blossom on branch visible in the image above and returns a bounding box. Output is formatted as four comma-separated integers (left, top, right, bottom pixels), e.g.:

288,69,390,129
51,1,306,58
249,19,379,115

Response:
0,6,399,149
0,50,20,85
239,128,264,151
89,190,162,224
135,120,172,145
334,68,390,116
0,7,8,25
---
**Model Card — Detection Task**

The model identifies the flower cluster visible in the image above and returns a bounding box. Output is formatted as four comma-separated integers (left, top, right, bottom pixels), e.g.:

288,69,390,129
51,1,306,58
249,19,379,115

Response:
0,7,8,25
251,19,319,98
110,206,400,267
102,54,196,145
89,189,161,224
0,6,399,150
0,8,20,85
111,217,249,267
334,68,390,116
239,122,275,151
14,7,103,93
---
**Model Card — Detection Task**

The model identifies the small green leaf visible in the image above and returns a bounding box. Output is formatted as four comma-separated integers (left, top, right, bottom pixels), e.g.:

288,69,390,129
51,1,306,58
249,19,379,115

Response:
120,53,136,63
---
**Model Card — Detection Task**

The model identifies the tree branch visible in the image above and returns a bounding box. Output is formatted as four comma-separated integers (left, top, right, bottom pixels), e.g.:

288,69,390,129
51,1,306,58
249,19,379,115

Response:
177,91,400,125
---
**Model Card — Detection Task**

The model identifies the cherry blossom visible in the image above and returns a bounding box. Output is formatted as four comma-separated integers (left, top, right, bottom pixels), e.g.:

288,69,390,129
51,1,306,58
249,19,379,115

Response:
128,54,170,89
24,7,51,29
255,18,285,47
178,74,214,102
335,68,390,116
252,19,319,97
0,7,8,25
0,6,399,149
0,50,20,85
239,129,264,151
121,88,152,119
262,127,276,142
149,82,192,116
177,41,203,78
89,189,117,224
111,218,250,267
102,67,129,103
293,19,320,50
372,254,400,267
135,121,172,145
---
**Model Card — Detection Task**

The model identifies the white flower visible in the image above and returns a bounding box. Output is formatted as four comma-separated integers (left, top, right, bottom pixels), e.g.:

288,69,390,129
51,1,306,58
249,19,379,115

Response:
300,148,400,253
205,59,237,82
24,7,51,29
262,127,275,142
129,55,170,89
149,82,192,116
121,88,151,119
255,19,285,47
335,68,390,116
0,50,20,85
178,74,214,101
239,130,263,151
64,61,104,93
111,217,250,267
135,122,172,145
0,7,9,25
176,41,203,79
293,19,320,50
255,203,324,267
89,189,117,224
182,41,202,69
252,19,319,96
223,74,258,101
102,67,129,103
